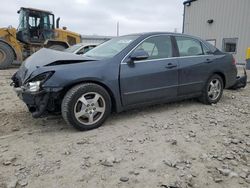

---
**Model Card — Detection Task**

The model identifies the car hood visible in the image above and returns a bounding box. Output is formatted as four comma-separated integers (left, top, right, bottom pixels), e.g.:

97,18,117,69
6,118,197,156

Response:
24,48,95,69
14,48,97,84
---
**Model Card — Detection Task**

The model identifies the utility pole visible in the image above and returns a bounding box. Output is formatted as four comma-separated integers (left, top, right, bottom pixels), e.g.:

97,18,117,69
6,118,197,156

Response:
116,21,119,36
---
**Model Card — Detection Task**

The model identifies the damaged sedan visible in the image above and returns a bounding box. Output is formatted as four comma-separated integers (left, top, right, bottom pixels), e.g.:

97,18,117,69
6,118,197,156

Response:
11,32,244,131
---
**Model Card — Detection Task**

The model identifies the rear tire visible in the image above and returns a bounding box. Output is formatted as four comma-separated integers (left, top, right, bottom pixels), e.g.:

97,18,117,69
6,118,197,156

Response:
199,74,224,104
0,42,14,69
49,45,66,51
61,83,111,131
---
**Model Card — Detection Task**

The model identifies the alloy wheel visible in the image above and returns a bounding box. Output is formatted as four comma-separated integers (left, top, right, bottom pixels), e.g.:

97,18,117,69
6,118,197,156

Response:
208,79,222,101
74,92,106,125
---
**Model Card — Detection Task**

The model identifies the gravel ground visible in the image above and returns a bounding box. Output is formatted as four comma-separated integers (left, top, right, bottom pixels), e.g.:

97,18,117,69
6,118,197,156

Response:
0,68,249,188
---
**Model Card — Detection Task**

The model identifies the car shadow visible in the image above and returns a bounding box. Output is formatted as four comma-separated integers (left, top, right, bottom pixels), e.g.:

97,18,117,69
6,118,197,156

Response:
6,95,234,136
105,98,202,126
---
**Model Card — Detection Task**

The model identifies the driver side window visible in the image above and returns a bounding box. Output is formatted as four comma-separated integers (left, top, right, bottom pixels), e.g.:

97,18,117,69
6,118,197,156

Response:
134,35,173,61
139,42,158,57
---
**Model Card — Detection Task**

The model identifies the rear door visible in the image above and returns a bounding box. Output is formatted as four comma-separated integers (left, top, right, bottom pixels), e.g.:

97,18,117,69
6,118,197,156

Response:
174,36,215,96
120,35,179,106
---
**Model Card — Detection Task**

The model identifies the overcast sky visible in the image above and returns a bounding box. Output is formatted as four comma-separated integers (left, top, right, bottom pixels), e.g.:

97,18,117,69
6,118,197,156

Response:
0,0,184,36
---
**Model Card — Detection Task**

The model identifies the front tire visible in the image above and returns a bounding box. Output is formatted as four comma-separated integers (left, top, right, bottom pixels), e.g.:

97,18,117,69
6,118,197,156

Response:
61,83,111,131
199,74,224,104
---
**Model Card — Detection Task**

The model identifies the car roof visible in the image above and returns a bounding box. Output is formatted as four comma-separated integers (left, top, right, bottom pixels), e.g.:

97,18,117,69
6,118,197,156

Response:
123,32,201,39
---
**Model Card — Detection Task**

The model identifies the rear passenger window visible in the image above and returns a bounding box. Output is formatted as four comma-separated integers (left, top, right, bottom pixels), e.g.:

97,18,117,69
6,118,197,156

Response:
134,35,173,60
175,36,203,57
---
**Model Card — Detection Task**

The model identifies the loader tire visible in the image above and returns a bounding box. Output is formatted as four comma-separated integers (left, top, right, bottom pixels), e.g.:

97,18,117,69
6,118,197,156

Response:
0,42,14,69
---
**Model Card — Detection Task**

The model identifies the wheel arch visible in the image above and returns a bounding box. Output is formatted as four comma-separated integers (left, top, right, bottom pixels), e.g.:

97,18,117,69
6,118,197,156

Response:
61,80,118,112
212,71,226,88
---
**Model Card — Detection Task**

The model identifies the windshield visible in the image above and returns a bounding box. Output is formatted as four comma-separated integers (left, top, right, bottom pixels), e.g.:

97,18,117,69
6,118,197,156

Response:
18,10,27,31
64,44,82,53
83,35,139,59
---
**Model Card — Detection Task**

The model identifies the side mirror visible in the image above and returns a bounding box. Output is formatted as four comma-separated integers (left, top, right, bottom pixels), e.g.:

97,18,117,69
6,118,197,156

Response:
130,49,149,61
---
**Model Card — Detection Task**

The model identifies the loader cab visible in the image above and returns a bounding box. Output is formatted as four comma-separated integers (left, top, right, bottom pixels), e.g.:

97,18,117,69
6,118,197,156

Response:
16,7,55,44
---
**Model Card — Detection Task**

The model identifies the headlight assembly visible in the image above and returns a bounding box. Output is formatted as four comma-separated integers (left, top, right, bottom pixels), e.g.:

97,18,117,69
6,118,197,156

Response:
26,81,41,92
29,71,54,83
25,71,54,93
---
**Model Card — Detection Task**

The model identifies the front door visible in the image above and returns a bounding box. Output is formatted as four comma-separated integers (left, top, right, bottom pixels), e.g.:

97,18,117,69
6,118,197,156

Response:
120,35,179,106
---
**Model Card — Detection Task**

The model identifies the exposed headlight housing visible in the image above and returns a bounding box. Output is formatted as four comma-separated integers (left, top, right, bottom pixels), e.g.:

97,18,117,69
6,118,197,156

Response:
26,81,41,92
25,71,54,93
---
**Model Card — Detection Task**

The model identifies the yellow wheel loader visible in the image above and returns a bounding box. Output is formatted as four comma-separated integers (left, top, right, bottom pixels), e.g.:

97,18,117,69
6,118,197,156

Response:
0,7,81,69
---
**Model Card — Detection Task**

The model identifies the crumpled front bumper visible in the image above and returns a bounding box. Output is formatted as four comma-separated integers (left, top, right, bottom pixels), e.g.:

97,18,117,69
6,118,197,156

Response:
13,86,50,118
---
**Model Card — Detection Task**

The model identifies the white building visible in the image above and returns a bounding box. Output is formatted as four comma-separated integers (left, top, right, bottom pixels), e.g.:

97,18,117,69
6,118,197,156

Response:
183,0,250,64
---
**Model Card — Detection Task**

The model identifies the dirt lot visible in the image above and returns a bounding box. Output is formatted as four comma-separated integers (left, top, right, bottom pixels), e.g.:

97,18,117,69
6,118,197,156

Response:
0,68,249,188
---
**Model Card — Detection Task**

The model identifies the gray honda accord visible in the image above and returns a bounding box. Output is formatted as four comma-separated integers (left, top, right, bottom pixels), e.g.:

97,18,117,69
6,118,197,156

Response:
12,32,238,131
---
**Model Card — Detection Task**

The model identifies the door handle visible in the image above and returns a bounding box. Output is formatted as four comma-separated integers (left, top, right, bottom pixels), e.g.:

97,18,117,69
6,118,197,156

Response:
205,58,213,63
165,63,177,69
